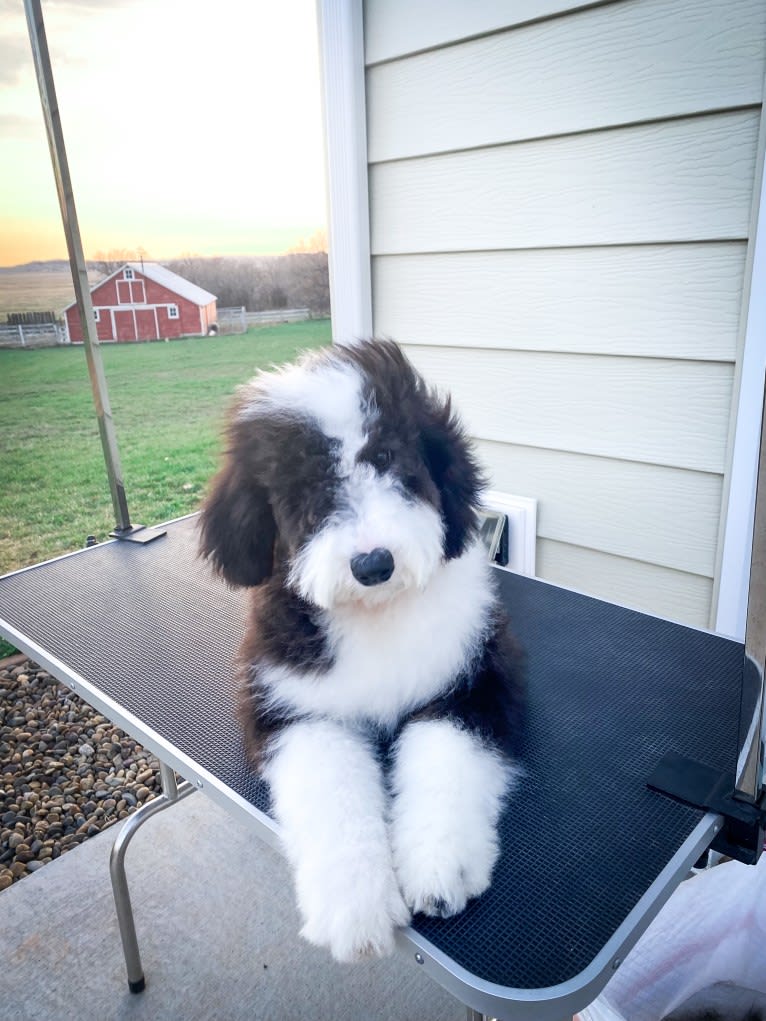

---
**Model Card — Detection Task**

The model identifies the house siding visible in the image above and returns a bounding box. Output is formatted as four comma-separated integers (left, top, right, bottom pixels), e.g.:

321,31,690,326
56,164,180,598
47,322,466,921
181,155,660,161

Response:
363,0,766,628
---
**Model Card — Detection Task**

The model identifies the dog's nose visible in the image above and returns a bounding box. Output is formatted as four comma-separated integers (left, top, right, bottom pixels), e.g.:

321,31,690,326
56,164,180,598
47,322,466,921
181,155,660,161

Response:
350,548,395,586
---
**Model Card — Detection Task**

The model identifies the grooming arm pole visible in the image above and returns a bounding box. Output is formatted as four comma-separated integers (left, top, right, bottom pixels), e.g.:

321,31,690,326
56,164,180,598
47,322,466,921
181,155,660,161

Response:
24,1,164,544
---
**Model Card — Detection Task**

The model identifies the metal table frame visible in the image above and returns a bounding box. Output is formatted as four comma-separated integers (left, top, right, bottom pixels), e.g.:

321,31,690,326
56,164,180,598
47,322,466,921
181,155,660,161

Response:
0,525,745,1021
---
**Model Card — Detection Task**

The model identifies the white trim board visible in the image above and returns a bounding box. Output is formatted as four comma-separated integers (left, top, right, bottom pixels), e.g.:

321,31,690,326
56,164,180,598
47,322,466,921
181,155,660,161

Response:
316,0,372,343
715,94,766,640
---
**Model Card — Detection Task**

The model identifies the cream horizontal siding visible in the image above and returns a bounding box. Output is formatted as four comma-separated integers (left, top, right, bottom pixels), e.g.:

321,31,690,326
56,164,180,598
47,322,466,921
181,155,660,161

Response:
536,540,714,629
372,244,747,360
405,345,734,475
365,0,601,65
370,111,759,254
476,441,722,578
367,0,766,162
363,0,765,628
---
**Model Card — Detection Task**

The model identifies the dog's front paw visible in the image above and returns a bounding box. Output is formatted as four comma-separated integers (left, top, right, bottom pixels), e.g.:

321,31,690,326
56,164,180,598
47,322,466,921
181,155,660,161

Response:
297,867,411,962
390,720,514,920
394,842,497,919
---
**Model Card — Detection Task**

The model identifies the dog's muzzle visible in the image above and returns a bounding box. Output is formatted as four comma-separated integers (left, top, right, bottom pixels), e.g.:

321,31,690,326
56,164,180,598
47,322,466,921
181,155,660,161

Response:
350,548,395,587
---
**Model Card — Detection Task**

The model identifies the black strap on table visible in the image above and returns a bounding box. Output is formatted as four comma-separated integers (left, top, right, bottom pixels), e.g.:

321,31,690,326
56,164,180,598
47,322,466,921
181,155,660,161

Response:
648,750,766,865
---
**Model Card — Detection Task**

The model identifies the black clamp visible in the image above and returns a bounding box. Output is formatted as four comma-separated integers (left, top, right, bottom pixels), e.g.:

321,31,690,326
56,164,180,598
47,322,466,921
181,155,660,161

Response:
647,751,766,865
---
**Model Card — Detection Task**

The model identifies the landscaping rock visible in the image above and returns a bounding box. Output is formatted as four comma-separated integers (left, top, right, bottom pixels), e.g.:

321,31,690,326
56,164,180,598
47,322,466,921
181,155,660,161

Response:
0,659,163,889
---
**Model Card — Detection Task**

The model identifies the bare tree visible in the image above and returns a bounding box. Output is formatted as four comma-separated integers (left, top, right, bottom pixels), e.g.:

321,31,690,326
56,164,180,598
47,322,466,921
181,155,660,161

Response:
162,252,330,316
91,247,150,276
287,228,328,254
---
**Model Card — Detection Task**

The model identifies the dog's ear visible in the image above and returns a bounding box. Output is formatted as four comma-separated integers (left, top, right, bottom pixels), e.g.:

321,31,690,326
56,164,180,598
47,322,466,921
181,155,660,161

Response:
199,423,277,587
419,393,486,560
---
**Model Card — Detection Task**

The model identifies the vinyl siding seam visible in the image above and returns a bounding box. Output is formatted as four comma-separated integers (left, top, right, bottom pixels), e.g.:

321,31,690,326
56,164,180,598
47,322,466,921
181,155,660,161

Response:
477,440,727,482
371,238,748,256
537,535,716,581
366,104,762,167
370,238,751,257
400,345,738,369
365,0,629,68
397,345,739,366
462,433,726,476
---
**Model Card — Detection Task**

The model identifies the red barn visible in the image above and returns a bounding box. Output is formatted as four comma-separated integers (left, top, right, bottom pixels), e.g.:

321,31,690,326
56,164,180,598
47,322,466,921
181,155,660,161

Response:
64,263,217,343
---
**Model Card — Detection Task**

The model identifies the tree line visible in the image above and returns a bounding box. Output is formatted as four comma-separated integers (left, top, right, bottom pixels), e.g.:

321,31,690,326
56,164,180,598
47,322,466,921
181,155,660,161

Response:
166,252,329,315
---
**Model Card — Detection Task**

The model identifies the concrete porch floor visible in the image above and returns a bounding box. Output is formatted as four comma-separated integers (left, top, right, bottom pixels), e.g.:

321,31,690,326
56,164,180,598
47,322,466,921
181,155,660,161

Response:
0,790,465,1021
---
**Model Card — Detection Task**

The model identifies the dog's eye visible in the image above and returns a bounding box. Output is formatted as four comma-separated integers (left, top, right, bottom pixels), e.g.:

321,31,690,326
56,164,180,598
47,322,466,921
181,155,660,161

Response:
373,449,393,470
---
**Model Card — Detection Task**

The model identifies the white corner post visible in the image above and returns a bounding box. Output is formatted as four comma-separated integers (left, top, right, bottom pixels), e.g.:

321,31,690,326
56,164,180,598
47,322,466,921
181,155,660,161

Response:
715,97,766,641
715,94,766,801
316,0,373,344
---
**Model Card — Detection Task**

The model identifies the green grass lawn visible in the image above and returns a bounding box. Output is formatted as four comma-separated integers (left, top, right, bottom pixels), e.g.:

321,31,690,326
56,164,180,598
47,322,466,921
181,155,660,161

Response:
0,320,331,576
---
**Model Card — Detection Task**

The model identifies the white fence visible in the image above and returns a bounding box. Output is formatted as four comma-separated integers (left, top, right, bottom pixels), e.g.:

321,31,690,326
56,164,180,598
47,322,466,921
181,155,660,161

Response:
0,322,67,348
216,307,311,335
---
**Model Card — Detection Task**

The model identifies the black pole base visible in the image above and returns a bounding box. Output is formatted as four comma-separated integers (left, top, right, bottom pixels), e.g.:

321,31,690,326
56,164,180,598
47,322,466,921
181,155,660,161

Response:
110,524,167,545
128,976,146,994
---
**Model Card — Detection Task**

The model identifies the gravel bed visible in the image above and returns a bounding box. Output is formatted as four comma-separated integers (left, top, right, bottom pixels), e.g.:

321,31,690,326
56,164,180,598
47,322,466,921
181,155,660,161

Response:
0,657,161,891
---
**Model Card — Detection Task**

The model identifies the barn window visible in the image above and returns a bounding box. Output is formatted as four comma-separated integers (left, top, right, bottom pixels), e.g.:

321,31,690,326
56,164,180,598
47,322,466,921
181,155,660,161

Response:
124,268,134,280
168,304,179,319
93,308,100,322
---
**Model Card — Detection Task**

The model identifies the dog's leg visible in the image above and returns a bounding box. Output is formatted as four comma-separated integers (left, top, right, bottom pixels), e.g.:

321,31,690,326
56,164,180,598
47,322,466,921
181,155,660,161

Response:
390,718,515,918
263,718,410,962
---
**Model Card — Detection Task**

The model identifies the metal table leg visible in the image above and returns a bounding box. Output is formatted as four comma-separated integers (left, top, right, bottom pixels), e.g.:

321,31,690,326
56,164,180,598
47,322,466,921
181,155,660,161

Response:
109,761,195,992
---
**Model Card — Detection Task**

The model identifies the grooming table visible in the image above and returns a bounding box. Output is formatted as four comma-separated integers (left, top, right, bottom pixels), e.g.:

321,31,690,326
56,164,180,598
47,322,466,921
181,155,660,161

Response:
0,514,746,1020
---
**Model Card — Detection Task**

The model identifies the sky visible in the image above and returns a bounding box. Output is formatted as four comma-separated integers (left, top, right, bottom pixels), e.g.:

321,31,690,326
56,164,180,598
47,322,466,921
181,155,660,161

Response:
0,0,328,266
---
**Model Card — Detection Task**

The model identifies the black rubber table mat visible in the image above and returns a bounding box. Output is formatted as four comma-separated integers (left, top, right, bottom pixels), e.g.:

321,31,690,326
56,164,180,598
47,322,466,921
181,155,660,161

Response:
0,516,743,991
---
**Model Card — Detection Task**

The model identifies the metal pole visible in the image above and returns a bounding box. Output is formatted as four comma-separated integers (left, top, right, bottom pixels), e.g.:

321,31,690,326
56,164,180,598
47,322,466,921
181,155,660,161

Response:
23,0,132,532
735,385,766,802
24,1,165,545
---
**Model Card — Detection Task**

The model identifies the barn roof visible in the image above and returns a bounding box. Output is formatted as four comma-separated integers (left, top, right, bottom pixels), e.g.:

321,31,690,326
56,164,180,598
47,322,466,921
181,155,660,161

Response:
62,262,217,311
126,262,217,306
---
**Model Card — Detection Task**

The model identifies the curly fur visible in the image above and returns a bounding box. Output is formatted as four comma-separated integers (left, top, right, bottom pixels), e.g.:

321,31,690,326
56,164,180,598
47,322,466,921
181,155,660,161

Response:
200,339,523,961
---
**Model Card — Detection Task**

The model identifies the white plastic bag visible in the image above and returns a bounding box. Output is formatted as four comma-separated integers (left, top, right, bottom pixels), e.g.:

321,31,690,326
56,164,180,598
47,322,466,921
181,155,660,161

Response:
576,853,766,1021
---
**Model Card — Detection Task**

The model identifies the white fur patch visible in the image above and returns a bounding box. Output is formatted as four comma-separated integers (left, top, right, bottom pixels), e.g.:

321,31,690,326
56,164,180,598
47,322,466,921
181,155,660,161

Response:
390,719,518,917
261,539,495,728
238,357,370,473
263,719,410,962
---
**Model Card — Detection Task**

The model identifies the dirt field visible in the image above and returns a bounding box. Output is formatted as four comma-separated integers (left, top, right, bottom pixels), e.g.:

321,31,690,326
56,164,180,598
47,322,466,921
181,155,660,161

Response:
0,268,102,318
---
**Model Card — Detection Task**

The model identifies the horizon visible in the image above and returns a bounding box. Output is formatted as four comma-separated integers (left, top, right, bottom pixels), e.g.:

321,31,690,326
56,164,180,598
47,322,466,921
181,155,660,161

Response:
0,237,328,272
0,1,327,267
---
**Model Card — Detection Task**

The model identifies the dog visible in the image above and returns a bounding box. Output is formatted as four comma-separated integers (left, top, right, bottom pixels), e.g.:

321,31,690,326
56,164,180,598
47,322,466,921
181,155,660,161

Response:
200,339,522,962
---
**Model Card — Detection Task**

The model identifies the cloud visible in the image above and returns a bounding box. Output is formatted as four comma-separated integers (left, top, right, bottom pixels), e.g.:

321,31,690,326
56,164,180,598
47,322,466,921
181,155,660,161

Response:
44,0,141,7
0,37,29,86
0,113,39,138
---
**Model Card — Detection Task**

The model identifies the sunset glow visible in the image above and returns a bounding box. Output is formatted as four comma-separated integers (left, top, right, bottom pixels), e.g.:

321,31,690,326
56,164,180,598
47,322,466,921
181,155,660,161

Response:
0,0,327,266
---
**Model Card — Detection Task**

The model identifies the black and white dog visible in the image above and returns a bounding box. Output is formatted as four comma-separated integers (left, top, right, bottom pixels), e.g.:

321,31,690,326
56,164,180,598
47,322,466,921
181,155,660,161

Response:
200,339,522,962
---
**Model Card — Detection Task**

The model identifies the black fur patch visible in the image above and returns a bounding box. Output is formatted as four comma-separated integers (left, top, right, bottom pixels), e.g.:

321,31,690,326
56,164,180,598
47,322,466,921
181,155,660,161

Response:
345,340,486,558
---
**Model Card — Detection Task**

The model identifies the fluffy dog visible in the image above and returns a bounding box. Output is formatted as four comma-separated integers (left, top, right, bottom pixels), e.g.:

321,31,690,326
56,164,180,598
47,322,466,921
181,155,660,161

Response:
200,339,522,962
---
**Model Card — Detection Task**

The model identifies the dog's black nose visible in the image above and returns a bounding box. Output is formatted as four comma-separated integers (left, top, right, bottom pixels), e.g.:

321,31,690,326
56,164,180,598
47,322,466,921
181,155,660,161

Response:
350,548,395,586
